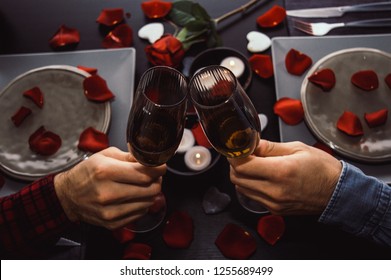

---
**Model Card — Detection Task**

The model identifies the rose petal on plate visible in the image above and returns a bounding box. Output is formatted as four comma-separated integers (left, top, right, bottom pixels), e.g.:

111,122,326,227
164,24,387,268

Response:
248,54,274,78
11,106,32,127
112,227,136,244
351,70,379,91
77,65,98,75
385,73,391,89
308,68,336,91
215,223,257,259
78,127,109,153
202,186,231,214
337,111,364,136
313,141,334,156
141,0,173,19
96,8,124,26
163,211,193,249
49,25,80,49
191,122,212,148
273,97,304,125
285,48,312,76
29,126,62,156
102,23,133,49
257,215,285,245
364,108,388,128
83,75,115,102
256,5,286,28
23,87,44,108
123,243,152,260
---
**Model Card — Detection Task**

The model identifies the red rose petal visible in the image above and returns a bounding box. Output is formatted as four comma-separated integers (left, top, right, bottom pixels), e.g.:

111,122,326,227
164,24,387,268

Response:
351,70,379,91
11,106,32,127
83,75,115,102
215,223,257,259
49,25,80,49
29,126,62,156
23,87,44,108
123,243,152,260
273,97,304,125
145,34,185,68
313,142,334,156
385,73,391,89
77,65,98,75
257,215,285,245
248,54,274,79
102,23,133,49
141,0,173,19
256,5,286,28
191,122,212,148
364,108,388,128
285,48,312,76
78,127,109,153
112,227,136,244
308,68,336,91
163,211,193,249
96,8,124,26
337,111,364,136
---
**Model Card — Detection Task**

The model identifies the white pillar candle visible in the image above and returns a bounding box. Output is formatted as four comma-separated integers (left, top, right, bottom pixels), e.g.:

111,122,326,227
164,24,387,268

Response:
176,128,195,153
220,56,245,78
184,146,212,171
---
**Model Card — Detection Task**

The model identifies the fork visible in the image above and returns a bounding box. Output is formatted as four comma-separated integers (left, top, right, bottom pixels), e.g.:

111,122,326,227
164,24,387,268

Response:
292,18,391,36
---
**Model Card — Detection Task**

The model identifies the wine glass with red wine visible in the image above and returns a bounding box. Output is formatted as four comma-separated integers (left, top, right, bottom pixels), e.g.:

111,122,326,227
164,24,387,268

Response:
126,66,188,232
189,65,267,214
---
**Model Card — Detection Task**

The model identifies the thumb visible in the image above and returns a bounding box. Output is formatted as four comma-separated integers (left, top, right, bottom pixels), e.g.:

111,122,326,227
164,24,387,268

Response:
254,140,298,157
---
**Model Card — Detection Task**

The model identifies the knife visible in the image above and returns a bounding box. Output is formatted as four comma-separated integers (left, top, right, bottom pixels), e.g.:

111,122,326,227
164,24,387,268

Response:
286,2,391,18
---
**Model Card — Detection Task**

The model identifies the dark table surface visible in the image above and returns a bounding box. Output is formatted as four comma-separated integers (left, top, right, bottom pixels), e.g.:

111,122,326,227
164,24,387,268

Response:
1,0,391,259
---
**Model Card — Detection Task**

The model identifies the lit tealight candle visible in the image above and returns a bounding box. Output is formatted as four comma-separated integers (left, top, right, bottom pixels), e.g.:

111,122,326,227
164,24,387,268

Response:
176,128,195,153
184,146,212,171
220,56,245,78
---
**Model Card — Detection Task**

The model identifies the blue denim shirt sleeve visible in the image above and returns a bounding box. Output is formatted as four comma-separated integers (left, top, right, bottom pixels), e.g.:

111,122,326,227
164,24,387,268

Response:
319,161,391,247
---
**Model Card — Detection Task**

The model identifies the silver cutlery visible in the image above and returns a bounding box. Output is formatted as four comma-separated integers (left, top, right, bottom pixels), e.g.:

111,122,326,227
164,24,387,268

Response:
292,18,391,36
287,2,391,18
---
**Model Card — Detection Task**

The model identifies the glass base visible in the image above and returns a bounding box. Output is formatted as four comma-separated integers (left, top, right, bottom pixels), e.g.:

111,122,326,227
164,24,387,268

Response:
124,209,166,233
237,192,269,214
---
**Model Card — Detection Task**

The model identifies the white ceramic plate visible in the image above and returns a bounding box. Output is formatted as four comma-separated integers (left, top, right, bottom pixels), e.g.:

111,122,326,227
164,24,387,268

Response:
301,48,391,163
0,65,111,180
272,34,391,183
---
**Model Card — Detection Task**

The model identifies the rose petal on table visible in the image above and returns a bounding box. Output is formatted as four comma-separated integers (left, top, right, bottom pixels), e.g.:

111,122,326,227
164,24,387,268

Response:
256,5,286,28
191,122,212,148
202,186,231,214
351,70,379,91
102,23,133,48
29,126,62,156
308,68,336,91
145,34,185,68
141,0,172,19
49,24,80,49
23,87,44,108
163,211,193,249
385,73,391,89
248,54,274,78
364,109,388,128
285,48,312,76
313,141,334,156
273,97,304,125
123,243,152,260
337,111,364,136
96,8,124,26
83,75,115,102
78,127,109,153
112,227,136,244
215,223,257,259
257,215,285,245
77,65,98,75
11,106,32,127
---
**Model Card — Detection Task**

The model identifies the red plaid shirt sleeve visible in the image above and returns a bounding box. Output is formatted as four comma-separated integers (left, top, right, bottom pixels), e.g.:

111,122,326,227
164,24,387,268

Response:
0,174,74,253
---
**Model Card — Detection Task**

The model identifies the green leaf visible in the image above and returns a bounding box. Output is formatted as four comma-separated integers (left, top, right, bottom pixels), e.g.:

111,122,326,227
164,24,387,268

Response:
185,20,208,32
169,0,197,26
191,3,211,21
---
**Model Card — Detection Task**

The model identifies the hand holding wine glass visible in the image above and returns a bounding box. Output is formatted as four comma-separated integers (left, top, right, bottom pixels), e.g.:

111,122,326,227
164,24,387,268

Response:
126,66,188,232
189,65,267,213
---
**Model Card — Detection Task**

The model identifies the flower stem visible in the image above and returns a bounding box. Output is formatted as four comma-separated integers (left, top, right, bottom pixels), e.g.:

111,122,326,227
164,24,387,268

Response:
213,0,265,25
